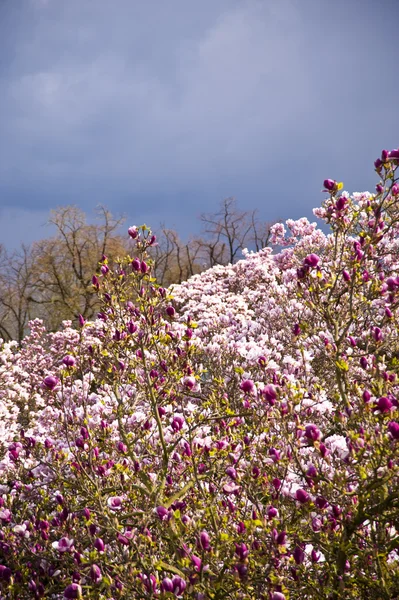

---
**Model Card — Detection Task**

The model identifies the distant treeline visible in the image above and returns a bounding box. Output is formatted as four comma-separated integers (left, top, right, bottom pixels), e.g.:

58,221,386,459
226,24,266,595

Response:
0,199,277,342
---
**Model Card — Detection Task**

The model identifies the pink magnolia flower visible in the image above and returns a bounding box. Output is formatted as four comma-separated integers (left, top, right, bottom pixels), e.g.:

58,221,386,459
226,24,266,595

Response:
52,537,74,552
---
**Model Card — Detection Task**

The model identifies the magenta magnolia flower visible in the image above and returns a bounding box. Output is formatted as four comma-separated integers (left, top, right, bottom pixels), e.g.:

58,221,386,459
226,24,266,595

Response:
43,375,59,390
388,421,399,440
52,537,74,552
128,226,138,239
376,396,392,413
62,355,76,367
199,531,211,551
90,564,102,583
156,506,169,521
63,583,82,599
240,379,255,394
305,424,322,441
295,488,310,504
107,496,123,510
304,253,320,268
263,384,277,405
323,179,336,191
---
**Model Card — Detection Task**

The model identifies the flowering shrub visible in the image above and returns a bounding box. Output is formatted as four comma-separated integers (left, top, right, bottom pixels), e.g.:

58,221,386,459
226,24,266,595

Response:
1,150,399,598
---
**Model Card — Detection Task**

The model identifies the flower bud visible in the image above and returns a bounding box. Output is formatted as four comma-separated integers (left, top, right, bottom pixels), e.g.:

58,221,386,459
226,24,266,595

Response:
128,226,138,239
166,305,175,317
295,488,309,504
323,179,336,191
293,546,305,564
90,564,102,583
94,538,105,552
376,396,392,412
63,355,76,367
131,258,141,271
43,376,59,391
63,583,82,599
240,379,254,394
304,253,320,268
388,421,399,440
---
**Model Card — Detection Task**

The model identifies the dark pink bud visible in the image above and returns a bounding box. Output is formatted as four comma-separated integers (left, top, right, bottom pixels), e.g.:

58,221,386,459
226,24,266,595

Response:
235,542,249,560
376,184,384,194
63,355,76,367
307,465,317,478
140,260,149,273
388,149,399,159
360,357,368,369
172,576,186,595
127,321,137,334
272,593,286,600
191,554,202,571
316,496,328,509
386,307,393,318
199,531,211,551
78,314,85,327
161,577,174,593
90,564,102,583
263,384,277,405
226,466,237,480
342,270,351,282
258,355,267,366
335,196,347,211
240,379,254,394
268,506,278,519
156,506,169,521
323,179,336,191
311,549,320,563
304,253,320,268
276,531,286,545
388,421,399,440
63,583,82,599
363,389,371,403
295,488,309,504
376,396,392,412
131,258,141,271
43,376,59,391
128,226,138,239
305,424,321,441
372,327,383,342
392,184,399,196
94,538,105,552
117,441,128,453
166,305,175,317
293,546,305,565
293,323,301,336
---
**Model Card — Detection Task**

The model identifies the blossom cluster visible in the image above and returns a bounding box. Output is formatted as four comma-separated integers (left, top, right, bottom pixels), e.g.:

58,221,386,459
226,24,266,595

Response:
0,150,399,598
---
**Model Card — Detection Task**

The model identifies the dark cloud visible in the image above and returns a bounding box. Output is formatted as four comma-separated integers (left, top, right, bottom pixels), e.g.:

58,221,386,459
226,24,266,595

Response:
0,0,398,248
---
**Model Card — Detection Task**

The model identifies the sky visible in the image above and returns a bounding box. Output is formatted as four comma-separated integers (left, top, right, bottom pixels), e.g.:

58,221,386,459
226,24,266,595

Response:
0,0,398,249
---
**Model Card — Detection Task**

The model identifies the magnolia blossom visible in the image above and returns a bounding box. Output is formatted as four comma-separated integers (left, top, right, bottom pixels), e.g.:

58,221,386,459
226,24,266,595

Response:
52,537,74,552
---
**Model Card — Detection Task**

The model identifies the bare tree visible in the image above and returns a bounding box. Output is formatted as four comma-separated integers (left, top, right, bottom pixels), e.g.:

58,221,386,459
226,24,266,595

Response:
151,227,204,287
199,197,277,266
0,245,36,343
28,205,128,330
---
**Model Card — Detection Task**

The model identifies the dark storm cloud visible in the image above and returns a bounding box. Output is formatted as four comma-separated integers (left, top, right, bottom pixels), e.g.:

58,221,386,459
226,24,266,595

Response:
0,0,398,248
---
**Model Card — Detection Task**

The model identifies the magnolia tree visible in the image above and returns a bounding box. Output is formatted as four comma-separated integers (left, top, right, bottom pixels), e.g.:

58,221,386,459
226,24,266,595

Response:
1,149,399,599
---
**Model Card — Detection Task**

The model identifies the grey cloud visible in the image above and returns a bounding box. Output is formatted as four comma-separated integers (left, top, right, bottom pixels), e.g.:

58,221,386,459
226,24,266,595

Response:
0,0,398,248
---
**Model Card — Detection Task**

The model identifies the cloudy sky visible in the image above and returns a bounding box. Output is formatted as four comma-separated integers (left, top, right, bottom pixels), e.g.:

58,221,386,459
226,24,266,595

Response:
0,0,398,248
